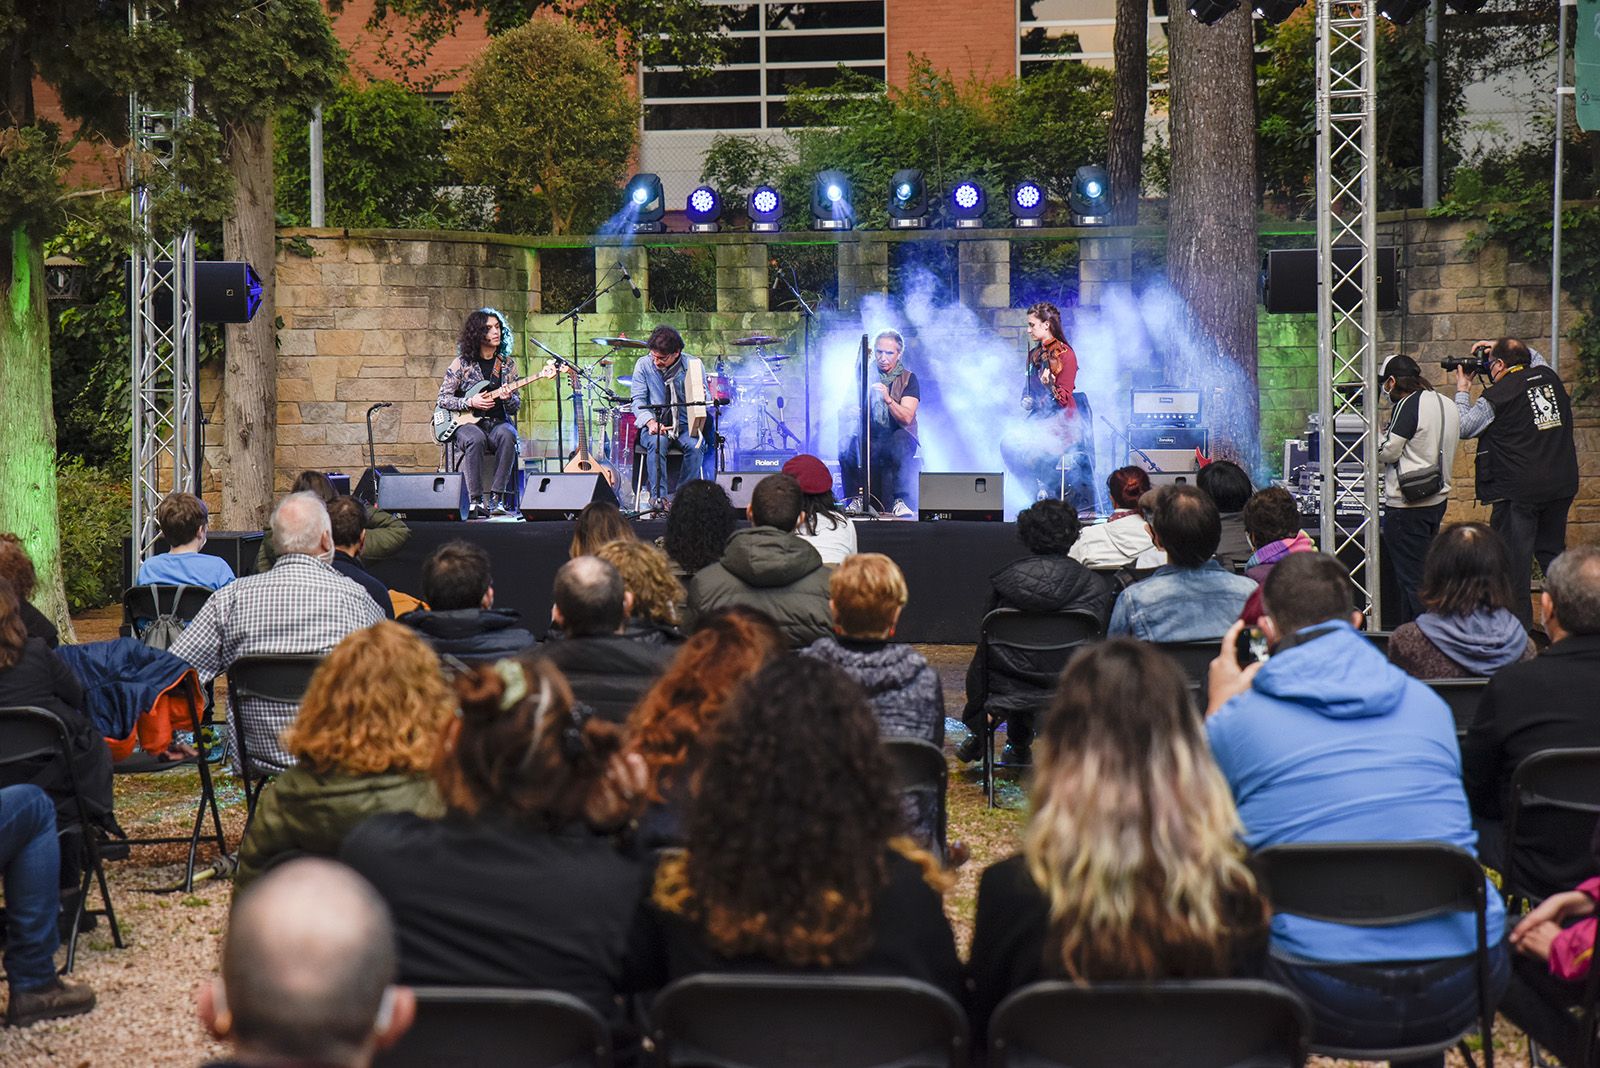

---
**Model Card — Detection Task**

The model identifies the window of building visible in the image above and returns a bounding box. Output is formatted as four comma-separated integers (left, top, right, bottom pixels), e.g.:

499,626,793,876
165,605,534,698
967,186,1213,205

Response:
1018,0,1170,99
643,1,887,132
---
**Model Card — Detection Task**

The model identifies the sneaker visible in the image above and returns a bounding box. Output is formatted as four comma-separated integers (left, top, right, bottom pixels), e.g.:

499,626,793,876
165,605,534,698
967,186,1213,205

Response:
489,495,510,517
6,978,96,1028
1001,742,1032,766
891,499,914,519
840,496,863,514
955,735,985,764
468,497,488,519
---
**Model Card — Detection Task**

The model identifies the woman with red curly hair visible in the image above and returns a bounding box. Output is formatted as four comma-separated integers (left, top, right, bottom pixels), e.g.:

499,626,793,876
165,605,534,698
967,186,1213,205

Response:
629,656,962,1002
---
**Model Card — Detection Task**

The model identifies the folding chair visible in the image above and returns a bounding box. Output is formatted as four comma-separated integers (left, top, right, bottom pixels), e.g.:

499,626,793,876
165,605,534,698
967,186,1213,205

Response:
372,987,609,1068
988,979,1311,1068
883,736,948,863
1151,639,1221,705
974,608,1102,807
1502,747,1600,905
121,583,215,640
225,654,325,826
1366,629,1393,657
1255,841,1498,1068
1423,677,1489,739
0,706,125,973
649,974,968,1068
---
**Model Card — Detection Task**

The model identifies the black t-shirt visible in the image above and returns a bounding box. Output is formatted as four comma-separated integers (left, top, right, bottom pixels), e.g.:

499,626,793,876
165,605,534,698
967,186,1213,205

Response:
1476,362,1578,504
474,356,506,422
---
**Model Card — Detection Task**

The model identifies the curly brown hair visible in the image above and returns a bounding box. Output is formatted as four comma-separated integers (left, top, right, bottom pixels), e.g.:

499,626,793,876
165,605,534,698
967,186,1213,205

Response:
280,623,453,776
627,608,783,803
653,655,904,966
569,502,636,559
0,577,29,671
435,656,626,830
596,539,684,628
0,534,38,601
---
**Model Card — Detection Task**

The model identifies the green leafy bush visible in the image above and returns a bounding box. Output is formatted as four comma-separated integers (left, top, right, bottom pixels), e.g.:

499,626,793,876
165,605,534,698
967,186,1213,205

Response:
57,460,129,613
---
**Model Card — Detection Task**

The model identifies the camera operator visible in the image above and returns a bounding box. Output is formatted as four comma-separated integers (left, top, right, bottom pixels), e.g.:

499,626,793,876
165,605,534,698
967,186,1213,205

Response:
1377,354,1459,624
1455,337,1578,629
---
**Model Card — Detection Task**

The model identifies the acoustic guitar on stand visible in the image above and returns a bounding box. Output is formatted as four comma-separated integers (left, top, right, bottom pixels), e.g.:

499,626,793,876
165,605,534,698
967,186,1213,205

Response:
431,360,557,444
562,365,617,487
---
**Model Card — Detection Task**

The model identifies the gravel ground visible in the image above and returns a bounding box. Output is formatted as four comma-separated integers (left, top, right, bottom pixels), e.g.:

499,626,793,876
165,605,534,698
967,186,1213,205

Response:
0,628,1540,1065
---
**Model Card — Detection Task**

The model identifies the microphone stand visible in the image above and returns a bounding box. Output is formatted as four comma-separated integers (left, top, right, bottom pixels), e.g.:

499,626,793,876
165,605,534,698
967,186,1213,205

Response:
857,334,883,516
363,402,390,504
773,267,816,453
1098,414,1163,483
553,263,632,465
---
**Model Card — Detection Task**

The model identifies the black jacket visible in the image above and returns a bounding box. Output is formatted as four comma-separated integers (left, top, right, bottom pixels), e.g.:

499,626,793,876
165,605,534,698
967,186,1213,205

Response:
332,551,393,620
532,634,674,723
1462,633,1600,898
400,606,537,663
0,638,116,831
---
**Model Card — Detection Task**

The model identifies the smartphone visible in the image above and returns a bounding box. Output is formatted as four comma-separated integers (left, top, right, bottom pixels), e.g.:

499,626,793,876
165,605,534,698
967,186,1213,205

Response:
1235,626,1270,668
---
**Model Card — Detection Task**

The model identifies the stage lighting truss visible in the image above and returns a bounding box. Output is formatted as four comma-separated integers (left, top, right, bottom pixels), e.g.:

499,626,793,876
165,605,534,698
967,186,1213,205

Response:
1068,165,1110,225
748,185,783,232
1010,180,1047,227
1254,0,1304,21
812,170,854,231
1189,0,1241,23
949,179,987,228
624,173,666,234
686,185,722,232
888,169,929,229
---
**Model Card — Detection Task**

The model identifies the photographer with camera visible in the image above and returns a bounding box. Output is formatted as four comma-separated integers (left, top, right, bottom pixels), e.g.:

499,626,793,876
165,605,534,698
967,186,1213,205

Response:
1454,338,1577,629
1377,355,1460,624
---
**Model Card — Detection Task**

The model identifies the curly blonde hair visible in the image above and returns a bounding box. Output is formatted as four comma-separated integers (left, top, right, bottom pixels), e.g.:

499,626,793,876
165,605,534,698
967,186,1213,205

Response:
595,538,684,628
281,623,453,776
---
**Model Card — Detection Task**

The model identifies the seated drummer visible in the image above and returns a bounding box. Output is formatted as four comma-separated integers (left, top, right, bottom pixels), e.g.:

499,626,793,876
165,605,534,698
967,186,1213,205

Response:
630,325,711,508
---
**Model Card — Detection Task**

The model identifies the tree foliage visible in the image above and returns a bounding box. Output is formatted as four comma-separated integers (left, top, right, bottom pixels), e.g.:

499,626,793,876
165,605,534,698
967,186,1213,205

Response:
446,17,638,235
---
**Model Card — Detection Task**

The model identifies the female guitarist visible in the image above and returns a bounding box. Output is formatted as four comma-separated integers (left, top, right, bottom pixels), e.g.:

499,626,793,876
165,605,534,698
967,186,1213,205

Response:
436,308,524,517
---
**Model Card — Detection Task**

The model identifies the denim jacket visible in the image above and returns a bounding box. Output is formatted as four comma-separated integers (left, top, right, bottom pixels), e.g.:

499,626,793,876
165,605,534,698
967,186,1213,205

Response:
1107,560,1258,642
629,355,706,434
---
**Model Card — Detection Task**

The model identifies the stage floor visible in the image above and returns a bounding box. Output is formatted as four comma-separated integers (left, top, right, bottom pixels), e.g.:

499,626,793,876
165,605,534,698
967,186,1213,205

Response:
366,518,1027,644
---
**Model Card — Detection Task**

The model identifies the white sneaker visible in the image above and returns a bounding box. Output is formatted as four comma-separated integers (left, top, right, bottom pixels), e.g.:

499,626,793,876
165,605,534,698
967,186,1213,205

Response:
840,497,863,514
891,499,914,519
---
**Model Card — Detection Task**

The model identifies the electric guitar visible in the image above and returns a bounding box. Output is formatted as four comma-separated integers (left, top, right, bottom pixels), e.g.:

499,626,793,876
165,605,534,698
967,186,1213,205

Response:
563,367,617,486
431,360,557,444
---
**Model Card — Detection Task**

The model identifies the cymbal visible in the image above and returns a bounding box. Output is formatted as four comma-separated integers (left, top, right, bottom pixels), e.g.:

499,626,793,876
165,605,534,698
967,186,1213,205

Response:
591,336,649,349
616,376,632,388
732,335,781,347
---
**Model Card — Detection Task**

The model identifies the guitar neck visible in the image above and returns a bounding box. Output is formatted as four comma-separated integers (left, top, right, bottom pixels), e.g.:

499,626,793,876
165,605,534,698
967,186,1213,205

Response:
571,387,589,453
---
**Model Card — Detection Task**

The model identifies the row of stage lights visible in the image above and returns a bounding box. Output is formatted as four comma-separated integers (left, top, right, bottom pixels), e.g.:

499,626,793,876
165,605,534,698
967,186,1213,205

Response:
622,166,1112,234
1193,0,1478,26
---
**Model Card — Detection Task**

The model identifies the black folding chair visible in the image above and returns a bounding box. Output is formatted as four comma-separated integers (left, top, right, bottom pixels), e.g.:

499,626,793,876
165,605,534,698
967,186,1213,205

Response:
373,986,610,1068
1151,639,1221,705
988,979,1311,1068
974,608,1102,807
0,706,125,973
1424,677,1490,739
883,736,948,863
121,583,215,640
226,654,325,825
1502,747,1600,905
1255,841,1497,1068
1366,629,1393,657
649,974,968,1068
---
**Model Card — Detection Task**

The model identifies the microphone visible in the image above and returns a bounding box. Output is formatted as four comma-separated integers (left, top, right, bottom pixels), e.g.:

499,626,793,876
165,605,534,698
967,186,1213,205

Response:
618,262,641,299
368,402,393,412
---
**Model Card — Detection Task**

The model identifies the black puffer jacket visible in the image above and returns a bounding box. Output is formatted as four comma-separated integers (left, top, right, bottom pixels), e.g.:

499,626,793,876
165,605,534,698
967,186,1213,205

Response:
400,607,538,662
532,634,674,723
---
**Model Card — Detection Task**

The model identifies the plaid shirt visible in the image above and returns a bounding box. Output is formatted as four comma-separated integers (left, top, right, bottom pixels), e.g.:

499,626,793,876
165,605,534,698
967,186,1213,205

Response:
170,554,383,774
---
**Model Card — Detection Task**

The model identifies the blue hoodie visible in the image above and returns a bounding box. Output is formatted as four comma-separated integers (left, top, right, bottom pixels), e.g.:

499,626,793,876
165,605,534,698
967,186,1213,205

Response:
1206,620,1505,962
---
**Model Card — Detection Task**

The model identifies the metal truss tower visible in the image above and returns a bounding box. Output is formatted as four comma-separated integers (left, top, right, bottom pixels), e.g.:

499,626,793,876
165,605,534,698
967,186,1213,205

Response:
128,2,200,566
1315,0,1382,623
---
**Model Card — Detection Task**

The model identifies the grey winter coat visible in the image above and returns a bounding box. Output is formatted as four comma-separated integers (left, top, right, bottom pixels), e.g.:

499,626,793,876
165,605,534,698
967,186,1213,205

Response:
684,528,832,648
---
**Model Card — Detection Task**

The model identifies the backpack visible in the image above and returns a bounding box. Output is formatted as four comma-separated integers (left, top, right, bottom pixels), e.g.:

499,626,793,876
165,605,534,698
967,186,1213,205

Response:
136,585,199,651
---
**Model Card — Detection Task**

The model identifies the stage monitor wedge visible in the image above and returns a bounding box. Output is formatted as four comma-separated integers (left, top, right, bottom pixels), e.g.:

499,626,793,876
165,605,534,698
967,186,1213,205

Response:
1262,247,1398,314
716,472,763,511
520,473,618,521
378,473,469,521
918,472,1004,522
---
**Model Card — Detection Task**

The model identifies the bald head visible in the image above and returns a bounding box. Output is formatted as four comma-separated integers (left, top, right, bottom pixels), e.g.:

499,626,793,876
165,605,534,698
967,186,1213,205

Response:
553,555,626,636
221,859,397,1064
271,491,332,558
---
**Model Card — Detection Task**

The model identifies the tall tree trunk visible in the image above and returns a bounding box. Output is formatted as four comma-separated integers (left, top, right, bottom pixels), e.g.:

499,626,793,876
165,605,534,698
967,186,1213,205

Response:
221,119,278,530
1167,6,1260,467
0,227,75,638
1108,0,1149,226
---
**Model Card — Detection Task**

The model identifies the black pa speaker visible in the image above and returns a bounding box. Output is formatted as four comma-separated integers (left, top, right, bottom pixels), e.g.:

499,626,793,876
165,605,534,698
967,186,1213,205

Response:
918,472,1004,522
1263,247,1398,314
128,261,265,324
325,472,351,497
378,473,469,521
519,474,618,521
354,465,398,504
715,472,764,511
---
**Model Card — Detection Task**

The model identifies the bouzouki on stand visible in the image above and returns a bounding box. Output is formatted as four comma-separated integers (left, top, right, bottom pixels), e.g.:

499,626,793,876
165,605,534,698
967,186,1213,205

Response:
431,359,558,444
561,366,617,486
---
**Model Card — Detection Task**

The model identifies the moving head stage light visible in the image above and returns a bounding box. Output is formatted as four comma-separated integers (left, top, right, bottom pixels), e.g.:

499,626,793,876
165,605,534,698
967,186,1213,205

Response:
748,185,783,232
686,186,723,232
949,179,987,229
888,169,928,229
1069,165,1111,225
1010,180,1046,227
812,170,854,231
623,173,665,234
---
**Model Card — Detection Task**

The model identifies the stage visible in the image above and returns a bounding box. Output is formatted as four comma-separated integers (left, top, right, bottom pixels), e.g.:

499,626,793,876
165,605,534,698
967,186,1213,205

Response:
365,518,1028,644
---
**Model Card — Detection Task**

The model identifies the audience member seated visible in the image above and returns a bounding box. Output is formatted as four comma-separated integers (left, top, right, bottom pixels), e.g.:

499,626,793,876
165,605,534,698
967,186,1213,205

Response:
1196,459,1254,571
136,492,235,590
254,470,410,574
803,554,943,745
630,656,963,1005
327,496,394,620
1,784,96,1027
171,492,384,774
232,623,448,896
685,474,831,648
595,539,685,645
627,608,784,850
1108,484,1256,642
199,858,414,1068
959,498,1114,765
399,540,536,663
1237,487,1313,626
784,453,857,565
1068,465,1156,569
660,478,737,583
569,500,637,559
1388,523,1534,681
968,640,1269,1035
341,659,648,1036
534,556,673,722
1463,544,1600,899
0,534,57,647
1206,553,1508,1066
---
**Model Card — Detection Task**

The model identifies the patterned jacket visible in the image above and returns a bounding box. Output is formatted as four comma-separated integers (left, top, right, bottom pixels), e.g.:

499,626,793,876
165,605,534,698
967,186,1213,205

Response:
436,354,523,416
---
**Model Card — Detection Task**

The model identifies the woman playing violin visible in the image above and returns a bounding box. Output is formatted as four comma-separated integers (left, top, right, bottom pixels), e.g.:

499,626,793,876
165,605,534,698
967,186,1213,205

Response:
1021,302,1078,416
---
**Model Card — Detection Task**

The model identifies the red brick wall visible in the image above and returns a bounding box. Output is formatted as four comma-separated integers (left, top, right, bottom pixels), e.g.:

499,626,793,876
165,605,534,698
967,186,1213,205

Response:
886,0,1016,88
